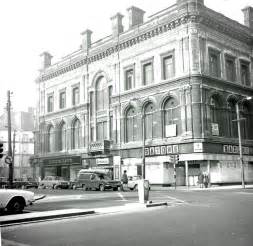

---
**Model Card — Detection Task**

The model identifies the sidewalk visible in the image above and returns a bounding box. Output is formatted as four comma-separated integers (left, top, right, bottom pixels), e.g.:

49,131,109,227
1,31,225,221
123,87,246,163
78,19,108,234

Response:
150,184,253,191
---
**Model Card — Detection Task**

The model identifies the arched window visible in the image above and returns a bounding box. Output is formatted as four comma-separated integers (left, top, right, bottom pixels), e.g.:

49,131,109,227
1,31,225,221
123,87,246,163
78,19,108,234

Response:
227,99,238,138
126,107,138,142
72,119,81,149
241,103,252,140
163,98,180,137
59,122,66,151
210,95,223,136
48,125,54,152
144,103,156,140
96,77,108,111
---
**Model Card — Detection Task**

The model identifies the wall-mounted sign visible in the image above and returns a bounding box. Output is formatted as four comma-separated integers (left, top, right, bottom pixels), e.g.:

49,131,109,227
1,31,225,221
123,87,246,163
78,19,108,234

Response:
223,145,249,155
211,123,219,136
43,156,81,166
144,145,179,157
96,158,110,165
165,124,177,138
194,143,203,153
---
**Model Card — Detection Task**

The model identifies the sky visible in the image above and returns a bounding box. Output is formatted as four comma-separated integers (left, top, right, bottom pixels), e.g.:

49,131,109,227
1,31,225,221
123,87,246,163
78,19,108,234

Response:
0,0,252,115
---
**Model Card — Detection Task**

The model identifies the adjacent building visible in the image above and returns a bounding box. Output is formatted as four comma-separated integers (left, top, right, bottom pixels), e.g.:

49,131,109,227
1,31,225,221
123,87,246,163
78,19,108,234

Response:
33,0,253,186
0,108,35,179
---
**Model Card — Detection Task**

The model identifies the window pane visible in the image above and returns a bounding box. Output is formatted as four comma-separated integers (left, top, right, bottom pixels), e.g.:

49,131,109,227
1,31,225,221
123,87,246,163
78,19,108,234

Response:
125,69,134,90
225,59,235,82
143,63,153,85
163,56,174,79
241,63,250,86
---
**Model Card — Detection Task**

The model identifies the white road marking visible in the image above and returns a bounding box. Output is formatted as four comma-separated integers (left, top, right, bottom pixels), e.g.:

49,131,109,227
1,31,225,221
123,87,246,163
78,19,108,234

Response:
2,239,31,246
117,192,127,201
167,196,185,203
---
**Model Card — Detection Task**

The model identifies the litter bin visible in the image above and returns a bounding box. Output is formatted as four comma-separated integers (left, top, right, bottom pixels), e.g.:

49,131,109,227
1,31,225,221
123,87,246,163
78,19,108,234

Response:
138,179,149,203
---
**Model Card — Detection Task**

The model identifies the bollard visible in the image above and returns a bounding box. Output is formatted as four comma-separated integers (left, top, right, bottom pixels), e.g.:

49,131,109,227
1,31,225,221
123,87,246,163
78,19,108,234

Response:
138,179,149,203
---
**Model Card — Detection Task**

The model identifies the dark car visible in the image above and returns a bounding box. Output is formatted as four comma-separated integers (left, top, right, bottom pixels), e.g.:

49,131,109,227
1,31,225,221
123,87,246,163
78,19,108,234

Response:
71,170,121,191
11,178,39,189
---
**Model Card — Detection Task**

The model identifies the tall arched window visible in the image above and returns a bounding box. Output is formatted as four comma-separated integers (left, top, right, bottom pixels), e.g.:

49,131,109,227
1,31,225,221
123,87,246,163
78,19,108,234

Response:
96,77,108,111
72,119,81,149
126,107,138,142
227,99,238,138
163,98,180,137
48,125,54,152
210,95,223,136
241,103,252,140
144,103,156,140
59,122,66,151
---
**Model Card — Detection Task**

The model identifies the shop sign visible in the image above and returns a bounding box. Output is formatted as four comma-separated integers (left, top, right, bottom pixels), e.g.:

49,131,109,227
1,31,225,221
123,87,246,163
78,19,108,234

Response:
89,140,110,153
165,124,177,137
223,145,249,155
194,143,203,152
96,158,109,165
144,144,179,157
43,156,81,166
211,123,219,136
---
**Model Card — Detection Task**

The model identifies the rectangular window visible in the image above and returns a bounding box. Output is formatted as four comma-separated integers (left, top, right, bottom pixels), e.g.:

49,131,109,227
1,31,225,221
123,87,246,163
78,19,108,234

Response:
225,56,236,82
96,121,108,141
142,61,153,85
109,86,113,105
59,91,66,109
47,94,54,113
240,61,250,86
125,67,134,91
161,51,175,80
109,115,113,140
209,49,221,77
72,86,80,106
90,127,94,142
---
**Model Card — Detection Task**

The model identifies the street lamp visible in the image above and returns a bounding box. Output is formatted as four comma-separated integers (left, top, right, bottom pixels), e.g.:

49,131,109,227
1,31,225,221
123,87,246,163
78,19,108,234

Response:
142,114,146,179
235,96,252,189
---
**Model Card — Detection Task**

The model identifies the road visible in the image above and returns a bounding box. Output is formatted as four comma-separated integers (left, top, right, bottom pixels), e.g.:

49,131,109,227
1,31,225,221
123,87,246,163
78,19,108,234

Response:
1,188,253,246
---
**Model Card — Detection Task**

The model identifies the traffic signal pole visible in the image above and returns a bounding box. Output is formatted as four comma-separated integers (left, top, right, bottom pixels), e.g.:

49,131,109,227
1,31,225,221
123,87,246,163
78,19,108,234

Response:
7,90,13,187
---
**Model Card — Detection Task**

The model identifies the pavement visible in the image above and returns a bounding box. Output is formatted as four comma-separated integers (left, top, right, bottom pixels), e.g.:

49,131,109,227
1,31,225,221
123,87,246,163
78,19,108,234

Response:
1,184,252,227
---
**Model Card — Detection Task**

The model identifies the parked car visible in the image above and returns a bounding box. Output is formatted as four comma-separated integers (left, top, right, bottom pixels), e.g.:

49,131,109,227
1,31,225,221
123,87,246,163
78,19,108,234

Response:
10,178,39,189
0,189,35,213
39,176,69,189
127,175,151,191
71,169,121,191
0,177,8,188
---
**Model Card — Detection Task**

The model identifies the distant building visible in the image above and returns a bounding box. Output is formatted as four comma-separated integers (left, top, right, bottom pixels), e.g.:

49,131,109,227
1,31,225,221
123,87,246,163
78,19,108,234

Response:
33,0,253,185
0,108,35,178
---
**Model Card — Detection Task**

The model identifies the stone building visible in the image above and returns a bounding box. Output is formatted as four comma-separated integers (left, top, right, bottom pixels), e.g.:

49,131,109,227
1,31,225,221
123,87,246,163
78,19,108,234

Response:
33,0,253,186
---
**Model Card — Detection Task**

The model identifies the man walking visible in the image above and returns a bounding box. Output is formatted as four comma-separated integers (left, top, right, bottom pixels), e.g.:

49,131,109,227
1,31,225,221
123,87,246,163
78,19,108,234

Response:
121,170,128,191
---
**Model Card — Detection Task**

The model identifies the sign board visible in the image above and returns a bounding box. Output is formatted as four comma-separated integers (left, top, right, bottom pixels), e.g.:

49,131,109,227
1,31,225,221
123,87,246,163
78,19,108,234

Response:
194,143,203,152
211,123,219,136
96,158,109,165
165,124,177,138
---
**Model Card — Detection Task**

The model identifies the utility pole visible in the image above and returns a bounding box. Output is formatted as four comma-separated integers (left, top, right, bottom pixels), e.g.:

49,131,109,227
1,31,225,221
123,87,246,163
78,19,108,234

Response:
7,90,13,187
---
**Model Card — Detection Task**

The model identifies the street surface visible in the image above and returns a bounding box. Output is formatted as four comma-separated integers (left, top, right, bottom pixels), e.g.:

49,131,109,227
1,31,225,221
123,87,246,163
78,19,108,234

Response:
1,188,253,246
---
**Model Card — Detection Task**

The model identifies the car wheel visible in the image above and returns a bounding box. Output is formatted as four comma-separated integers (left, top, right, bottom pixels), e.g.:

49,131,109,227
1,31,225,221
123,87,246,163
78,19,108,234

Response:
113,187,118,191
7,198,25,213
72,184,77,190
134,184,138,191
99,184,105,191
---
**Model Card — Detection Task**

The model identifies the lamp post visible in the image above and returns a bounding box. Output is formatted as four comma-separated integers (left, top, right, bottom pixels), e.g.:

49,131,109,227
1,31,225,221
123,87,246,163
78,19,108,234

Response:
235,96,252,189
142,114,146,179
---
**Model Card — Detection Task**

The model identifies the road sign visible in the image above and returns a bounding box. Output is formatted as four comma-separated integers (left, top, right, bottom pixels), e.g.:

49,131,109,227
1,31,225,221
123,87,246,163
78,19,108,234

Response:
5,156,12,164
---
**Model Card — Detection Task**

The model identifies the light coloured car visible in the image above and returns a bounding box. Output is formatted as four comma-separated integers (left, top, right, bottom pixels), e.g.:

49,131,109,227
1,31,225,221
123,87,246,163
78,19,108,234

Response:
0,189,35,213
127,175,151,191
39,176,69,189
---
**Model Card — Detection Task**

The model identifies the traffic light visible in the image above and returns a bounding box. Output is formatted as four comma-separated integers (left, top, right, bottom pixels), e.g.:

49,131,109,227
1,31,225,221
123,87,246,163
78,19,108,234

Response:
175,154,180,164
0,142,4,159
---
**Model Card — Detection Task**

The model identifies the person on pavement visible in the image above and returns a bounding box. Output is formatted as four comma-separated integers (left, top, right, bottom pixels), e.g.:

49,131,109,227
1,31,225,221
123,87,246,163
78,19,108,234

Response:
121,170,128,191
198,172,204,188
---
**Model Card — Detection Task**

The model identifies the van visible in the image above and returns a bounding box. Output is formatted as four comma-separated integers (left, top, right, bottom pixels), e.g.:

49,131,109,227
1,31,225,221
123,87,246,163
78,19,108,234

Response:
71,169,121,191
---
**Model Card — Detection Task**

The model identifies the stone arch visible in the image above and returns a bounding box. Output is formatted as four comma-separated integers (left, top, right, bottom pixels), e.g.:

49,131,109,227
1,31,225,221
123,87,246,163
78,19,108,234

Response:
91,70,110,89
141,96,157,114
208,91,225,107
159,92,179,110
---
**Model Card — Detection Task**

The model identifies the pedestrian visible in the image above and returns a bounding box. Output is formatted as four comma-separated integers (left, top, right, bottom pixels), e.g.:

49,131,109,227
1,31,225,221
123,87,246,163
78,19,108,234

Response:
203,174,209,188
198,172,204,188
121,170,128,191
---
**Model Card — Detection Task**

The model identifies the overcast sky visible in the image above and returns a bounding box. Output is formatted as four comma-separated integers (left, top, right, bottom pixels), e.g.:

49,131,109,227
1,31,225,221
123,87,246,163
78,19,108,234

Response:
0,0,252,115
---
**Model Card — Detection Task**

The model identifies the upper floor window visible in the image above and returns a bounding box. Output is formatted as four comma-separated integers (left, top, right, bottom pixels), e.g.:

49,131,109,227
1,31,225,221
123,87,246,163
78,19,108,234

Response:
161,51,175,80
72,119,81,149
142,59,154,85
125,67,134,91
240,61,250,86
59,91,66,109
96,121,108,141
209,49,221,78
144,103,156,140
225,56,236,82
109,86,113,105
48,125,54,152
96,77,108,111
125,106,138,142
47,94,54,113
72,86,80,106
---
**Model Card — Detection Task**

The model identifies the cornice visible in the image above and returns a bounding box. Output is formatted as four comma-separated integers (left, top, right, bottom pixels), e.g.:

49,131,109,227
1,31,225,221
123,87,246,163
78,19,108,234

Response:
38,9,253,83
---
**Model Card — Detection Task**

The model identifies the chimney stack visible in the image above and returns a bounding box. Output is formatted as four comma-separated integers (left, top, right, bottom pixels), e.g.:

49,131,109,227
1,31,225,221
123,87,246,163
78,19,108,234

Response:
242,6,253,30
111,13,124,37
40,51,53,69
177,0,204,14
127,6,145,29
81,29,92,51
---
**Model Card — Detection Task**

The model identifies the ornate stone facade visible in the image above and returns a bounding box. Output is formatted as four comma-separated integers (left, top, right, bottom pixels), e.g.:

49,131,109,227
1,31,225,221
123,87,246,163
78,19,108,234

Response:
33,0,253,185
